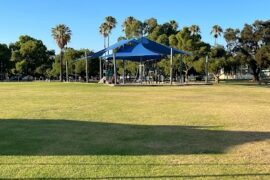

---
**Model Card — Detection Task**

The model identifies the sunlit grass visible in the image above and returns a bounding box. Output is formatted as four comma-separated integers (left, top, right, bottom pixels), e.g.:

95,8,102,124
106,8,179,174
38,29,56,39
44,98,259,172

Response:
0,82,269,179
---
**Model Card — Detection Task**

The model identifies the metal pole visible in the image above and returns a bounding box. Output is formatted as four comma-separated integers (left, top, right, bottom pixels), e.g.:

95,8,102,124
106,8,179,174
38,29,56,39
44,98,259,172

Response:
66,60,68,82
123,60,125,84
139,60,142,84
85,51,89,83
99,57,102,81
170,48,173,85
205,55,208,84
113,53,117,85
179,54,182,84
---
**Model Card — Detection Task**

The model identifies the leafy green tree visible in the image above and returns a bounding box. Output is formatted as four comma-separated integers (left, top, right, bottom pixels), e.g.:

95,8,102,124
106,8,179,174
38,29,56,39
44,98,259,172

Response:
50,48,99,79
51,24,72,81
117,36,127,41
194,46,227,83
169,35,178,48
161,21,178,36
224,20,270,81
0,43,11,80
211,25,223,46
175,27,210,82
157,34,169,45
143,18,158,35
158,59,171,77
255,45,270,71
208,46,227,83
15,60,27,76
10,35,54,77
148,25,162,41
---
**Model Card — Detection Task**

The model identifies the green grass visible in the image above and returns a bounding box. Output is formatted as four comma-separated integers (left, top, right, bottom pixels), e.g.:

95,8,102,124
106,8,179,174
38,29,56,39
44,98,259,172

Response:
0,82,269,179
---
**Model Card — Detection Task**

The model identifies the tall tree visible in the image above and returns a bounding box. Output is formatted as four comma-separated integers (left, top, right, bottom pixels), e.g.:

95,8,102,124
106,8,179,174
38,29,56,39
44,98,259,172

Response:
99,22,109,48
208,46,227,83
104,16,117,47
10,35,54,78
224,20,270,81
161,21,178,36
51,24,72,82
169,20,179,32
189,25,201,37
143,18,158,35
0,44,11,80
122,16,143,38
176,27,210,82
211,25,223,46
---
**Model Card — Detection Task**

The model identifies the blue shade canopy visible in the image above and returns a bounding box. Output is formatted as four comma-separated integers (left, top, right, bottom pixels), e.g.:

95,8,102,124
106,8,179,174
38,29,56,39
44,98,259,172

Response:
89,38,137,59
85,37,190,61
103,42,164,61
140,37,190,55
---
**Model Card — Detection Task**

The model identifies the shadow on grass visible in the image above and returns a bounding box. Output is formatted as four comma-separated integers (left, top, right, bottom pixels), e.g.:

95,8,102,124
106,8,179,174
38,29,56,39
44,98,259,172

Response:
0,119,269,155
221,80,270,88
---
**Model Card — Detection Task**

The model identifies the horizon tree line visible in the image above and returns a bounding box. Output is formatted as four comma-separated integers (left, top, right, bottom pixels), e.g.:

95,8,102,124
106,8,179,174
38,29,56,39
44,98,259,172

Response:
0,17,269,83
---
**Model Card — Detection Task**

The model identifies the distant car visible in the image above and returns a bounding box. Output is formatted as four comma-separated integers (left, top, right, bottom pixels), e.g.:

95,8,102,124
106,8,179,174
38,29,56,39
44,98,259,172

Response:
9,76,21,81
22,75,34,81
195,75,204,81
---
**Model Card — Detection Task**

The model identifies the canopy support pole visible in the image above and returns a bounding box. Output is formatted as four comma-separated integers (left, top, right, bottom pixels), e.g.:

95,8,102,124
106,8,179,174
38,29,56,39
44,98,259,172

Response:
179,54,183,84
123,60,125,84
170,48,173,85
85,51,89,83
99,57,102,81
140,59,142,84
113,53,117,85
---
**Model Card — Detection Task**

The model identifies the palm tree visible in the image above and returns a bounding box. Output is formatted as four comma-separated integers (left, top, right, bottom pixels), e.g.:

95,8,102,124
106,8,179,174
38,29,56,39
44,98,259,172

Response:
51,24,72,82
122,17,144,38
122,16,136,38
189,25,201,36
99,22,109,48
169,20,179,32
104,16,117,47
211,25,223,46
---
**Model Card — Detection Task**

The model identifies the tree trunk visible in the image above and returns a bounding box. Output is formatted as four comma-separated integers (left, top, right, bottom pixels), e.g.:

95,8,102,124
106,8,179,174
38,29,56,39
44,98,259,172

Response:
185,71,189,83
214,75,220,84
59,49,63,82
252,73,260,82
107,35,110,49
251,65,260,82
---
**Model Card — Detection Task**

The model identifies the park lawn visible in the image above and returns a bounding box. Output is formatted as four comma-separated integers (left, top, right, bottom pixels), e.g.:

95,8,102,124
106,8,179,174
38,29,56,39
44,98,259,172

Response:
0,82,269,179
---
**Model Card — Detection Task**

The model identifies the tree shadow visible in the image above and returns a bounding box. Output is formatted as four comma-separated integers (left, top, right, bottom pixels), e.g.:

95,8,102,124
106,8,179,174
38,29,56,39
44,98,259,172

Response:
0,119,269,155
221,81,270,88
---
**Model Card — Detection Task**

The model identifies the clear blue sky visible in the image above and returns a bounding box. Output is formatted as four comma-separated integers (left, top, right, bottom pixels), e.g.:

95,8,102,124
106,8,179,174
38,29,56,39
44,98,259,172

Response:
0,0,269,52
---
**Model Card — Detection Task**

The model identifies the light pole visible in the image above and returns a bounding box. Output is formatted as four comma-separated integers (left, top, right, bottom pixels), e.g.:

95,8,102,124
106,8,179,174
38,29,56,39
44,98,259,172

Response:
85,51,89,83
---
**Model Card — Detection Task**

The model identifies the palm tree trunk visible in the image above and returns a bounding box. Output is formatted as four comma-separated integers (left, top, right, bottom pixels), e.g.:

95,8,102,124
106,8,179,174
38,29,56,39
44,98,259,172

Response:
215,37,217,46
59,49,63,82
107,35,110,55
107,34,110,54
104,37,106,49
